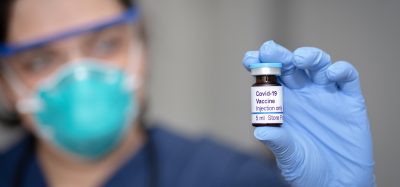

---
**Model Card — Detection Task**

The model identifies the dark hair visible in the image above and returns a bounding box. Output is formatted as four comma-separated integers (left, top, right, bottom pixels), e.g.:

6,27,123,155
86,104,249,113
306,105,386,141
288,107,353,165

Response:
0,0,138,127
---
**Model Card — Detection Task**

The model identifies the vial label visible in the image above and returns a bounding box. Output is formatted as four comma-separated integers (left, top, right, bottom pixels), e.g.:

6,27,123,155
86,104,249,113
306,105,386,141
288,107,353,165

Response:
251,86,283,124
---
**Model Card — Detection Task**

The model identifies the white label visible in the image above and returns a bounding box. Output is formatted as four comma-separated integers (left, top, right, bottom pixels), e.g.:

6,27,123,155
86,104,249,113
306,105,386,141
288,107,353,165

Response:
251,86,283,124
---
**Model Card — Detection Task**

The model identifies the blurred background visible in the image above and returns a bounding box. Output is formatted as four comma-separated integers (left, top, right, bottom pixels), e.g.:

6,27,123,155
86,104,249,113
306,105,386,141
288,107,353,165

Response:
1,0,399,186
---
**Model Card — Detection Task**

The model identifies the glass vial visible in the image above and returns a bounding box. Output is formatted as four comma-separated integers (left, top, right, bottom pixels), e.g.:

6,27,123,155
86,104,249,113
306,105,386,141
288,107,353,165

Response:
249,63,283,127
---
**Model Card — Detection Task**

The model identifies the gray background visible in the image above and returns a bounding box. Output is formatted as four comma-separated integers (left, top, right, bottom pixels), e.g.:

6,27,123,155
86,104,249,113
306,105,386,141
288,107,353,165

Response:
1,0,399,186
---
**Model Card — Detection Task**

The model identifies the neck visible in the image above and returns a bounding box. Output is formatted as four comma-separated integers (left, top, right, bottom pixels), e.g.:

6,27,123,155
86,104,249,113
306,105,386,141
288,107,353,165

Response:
37,124,146,187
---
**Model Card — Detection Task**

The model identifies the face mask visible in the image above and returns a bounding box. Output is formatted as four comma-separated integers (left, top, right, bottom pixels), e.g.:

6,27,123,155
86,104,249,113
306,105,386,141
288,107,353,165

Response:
10,59,139,160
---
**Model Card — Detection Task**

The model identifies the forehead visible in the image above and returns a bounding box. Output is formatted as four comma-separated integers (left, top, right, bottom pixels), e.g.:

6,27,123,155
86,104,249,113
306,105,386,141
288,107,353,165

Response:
7,0,125,44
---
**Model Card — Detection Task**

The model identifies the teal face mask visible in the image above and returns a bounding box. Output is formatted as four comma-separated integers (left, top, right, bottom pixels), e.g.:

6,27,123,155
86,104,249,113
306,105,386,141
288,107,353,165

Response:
21,60,138,160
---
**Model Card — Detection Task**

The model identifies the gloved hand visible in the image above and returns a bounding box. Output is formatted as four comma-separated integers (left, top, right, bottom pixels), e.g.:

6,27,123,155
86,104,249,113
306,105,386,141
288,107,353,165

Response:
242,40,375,187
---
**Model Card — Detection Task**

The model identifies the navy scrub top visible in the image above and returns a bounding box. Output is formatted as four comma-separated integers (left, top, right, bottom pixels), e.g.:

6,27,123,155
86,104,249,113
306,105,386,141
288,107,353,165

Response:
0,126,288,187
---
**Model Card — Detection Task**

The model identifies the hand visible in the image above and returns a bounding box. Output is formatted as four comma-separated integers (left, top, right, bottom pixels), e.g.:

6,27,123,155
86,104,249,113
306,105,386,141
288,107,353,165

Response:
242,40,375,187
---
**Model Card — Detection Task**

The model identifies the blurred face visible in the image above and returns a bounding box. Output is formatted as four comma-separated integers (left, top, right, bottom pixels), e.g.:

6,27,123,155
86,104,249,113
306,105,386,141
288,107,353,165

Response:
2,0,146,131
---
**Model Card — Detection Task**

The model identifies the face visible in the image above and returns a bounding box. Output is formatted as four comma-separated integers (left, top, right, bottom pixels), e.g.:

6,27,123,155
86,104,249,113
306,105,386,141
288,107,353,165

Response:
2,0,146,131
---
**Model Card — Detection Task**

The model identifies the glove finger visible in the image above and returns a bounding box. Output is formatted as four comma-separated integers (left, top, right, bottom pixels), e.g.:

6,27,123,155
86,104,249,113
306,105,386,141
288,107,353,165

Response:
326,61,362,96
259,40,309,89
293,47,332,85
254,126,297,165
242,51,261,71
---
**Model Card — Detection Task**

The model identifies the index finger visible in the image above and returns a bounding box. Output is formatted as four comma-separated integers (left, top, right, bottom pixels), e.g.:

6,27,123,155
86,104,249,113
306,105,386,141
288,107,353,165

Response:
259,40,309,89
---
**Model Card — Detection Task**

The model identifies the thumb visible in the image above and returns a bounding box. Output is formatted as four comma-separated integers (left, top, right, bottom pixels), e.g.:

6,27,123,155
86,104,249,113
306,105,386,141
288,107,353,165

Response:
254,127,301,172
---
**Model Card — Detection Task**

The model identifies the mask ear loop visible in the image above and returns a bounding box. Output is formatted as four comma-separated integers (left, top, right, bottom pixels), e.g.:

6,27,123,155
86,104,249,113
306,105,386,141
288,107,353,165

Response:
124,36,144,92
117,28,145,138
0,63,42,114
0,62,55,143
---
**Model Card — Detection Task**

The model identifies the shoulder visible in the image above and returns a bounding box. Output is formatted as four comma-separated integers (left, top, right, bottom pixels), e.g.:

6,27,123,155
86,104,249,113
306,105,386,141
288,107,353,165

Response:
0,135,34,186
149,126,288,187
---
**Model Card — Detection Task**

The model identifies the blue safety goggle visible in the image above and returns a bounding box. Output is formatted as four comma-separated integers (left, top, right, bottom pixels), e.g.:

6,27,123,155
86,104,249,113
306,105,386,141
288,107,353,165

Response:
0,7,139,58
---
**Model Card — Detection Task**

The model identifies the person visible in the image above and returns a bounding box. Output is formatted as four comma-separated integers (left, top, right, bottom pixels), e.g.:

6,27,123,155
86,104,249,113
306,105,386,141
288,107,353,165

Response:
0,0,375,187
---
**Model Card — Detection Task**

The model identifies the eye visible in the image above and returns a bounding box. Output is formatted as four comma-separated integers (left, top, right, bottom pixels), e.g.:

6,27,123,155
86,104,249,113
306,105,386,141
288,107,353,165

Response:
20,51,58,75
90,34,124,58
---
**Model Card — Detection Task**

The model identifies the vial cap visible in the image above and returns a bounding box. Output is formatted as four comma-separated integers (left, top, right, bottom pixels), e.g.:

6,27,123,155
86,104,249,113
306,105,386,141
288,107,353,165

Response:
249,63,282,76
249,63,282,69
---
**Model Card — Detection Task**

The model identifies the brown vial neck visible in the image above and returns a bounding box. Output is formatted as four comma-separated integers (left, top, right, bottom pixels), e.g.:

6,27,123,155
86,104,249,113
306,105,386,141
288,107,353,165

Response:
254,75,280,86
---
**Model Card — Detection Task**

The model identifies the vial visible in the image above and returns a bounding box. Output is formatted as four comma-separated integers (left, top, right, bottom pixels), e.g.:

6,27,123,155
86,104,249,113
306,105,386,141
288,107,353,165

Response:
249,63,283,127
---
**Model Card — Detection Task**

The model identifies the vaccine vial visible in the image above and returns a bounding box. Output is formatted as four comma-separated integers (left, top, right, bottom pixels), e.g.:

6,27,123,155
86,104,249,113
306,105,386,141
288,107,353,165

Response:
249,63,283,127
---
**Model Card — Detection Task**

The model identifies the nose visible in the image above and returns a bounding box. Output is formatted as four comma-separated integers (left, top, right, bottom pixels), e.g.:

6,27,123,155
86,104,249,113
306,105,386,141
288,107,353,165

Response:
63,39,84,63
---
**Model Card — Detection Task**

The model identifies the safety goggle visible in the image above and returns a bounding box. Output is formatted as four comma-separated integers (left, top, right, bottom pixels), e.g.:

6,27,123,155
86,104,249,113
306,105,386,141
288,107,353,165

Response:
0,7,141,88
0,8,139,57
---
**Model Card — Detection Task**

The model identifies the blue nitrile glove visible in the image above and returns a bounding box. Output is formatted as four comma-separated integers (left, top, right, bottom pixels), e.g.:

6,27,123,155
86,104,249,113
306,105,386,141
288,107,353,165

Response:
242,40,375,187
